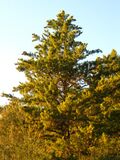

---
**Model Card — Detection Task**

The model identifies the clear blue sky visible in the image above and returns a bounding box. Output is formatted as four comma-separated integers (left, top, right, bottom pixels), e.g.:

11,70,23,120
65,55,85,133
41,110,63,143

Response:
0,0,120,105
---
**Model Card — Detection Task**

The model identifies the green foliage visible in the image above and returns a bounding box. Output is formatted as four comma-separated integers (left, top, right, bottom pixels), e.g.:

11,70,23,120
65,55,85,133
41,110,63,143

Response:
1,11,120,159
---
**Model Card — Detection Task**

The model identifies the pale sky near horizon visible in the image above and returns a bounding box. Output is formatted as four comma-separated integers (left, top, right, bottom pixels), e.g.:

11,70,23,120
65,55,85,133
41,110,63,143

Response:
0,0,120,105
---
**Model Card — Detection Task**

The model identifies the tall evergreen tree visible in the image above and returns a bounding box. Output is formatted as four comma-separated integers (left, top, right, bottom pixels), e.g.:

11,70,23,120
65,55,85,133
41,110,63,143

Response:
4,10,101,159
3,11,120,159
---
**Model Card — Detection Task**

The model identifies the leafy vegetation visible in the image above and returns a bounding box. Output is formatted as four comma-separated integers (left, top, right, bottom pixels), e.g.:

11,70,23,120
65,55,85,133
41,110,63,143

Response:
0,11,120,159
